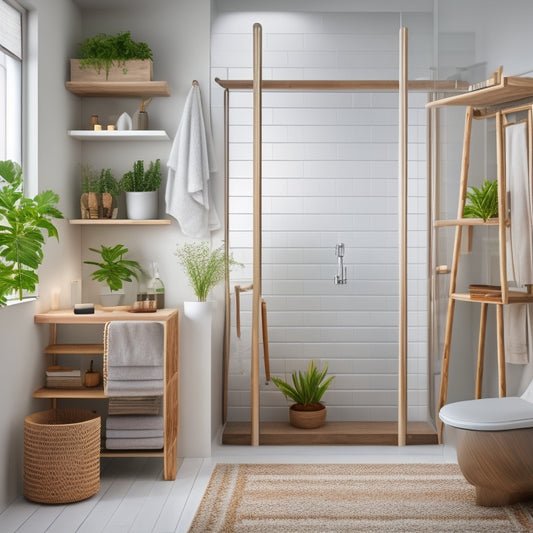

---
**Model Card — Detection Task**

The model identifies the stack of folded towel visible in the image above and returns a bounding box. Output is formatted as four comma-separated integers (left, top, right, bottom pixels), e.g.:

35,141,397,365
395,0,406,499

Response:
105,415,164,450
104,321,164,396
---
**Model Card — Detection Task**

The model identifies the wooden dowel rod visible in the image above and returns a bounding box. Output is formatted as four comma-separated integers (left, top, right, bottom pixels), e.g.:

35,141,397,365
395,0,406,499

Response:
251,22,262,447
475,303,488,399
223,88,230,424
496,304,506,397
497,111,509,304
398,26,408,447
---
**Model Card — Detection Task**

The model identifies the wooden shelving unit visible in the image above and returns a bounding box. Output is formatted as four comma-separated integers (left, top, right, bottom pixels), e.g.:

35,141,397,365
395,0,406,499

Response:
429,76,533,442
65,81,170,97
34,308,179,480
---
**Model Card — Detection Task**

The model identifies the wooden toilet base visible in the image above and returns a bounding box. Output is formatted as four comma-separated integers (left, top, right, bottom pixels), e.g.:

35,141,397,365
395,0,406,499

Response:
456,427,533,506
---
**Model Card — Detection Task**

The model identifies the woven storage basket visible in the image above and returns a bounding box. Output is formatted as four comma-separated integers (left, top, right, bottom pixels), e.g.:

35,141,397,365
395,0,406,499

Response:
24,408,101,504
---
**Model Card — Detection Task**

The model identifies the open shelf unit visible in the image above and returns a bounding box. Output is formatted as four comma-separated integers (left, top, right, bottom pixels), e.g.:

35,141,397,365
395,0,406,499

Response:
65,81,170,97
34,308,179,479
428,75,533,442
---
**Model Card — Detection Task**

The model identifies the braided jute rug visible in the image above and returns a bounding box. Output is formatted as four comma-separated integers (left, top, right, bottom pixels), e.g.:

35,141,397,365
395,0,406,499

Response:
188,463,533,532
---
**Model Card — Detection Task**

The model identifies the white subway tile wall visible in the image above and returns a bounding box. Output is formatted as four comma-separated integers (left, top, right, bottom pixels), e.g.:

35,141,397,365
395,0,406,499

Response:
212,11,441,423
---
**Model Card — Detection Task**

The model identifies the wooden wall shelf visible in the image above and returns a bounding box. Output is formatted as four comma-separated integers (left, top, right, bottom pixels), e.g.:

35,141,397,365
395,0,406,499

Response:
68,130,169,141
66,81,170,97
427,76,533,109
69,219,171,225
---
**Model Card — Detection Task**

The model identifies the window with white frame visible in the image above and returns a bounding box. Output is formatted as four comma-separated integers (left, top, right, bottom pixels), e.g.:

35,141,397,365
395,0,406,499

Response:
0,0,22,164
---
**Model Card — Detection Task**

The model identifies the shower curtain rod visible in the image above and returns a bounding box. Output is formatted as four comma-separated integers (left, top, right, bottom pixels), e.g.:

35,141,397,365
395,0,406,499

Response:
215,78,467,92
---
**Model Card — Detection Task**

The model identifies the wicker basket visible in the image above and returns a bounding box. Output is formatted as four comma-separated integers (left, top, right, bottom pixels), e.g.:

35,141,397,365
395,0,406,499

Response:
24,408,101,504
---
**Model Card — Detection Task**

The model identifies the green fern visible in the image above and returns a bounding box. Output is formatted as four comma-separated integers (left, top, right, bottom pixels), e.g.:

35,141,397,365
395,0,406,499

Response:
463,178,498,221
271,361,334,406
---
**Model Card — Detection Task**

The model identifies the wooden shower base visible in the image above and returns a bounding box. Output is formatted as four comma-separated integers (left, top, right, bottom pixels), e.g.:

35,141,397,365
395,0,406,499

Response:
222,421,438,446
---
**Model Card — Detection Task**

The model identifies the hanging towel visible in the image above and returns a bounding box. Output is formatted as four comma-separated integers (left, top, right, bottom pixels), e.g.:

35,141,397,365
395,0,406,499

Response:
165,83,221,238
505,122,533,286
504,122,533,364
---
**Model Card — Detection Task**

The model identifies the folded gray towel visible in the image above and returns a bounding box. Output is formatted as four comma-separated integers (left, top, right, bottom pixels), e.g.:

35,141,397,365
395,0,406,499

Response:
107,365,164,381
106,415,164,431
105,380,164,397
105,321,164,366
105,437,164,450
106,428,164,439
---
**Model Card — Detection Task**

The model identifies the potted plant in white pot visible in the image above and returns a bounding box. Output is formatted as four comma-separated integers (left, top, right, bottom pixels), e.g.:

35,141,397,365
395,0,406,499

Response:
84,243,143,307
175,241,242,456
0,160,63,306
120,159,161,220
271,361,334,429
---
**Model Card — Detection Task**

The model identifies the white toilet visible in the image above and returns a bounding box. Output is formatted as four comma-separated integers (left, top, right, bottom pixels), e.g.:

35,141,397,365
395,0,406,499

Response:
440,387,533,506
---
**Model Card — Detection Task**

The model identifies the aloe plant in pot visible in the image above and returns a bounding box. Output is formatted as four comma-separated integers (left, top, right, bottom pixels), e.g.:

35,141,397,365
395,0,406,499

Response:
0,160,63,306
271,361,335,429
84,244,143,307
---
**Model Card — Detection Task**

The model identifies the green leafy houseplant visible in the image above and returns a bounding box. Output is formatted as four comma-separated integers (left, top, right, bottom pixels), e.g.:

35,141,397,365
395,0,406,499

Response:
81,166,120,219
84,244,143,292
271,361,334,408
176,241,242,302
78,31,153,79
463,178,498,221
271,361,334,429
120,159,161,192
0,160,63,306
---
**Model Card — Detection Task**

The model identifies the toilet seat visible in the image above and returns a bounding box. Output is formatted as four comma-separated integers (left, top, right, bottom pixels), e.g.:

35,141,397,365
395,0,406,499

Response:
439,397,533,431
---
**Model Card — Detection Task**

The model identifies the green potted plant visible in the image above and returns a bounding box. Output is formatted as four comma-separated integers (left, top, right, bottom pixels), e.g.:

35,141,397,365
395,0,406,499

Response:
271,361,334,429
80,166,120,219
120,159,162,220
71,31,153,81
0,160,63,306
84,243,143,306
463,178,498,221
175,241,242,302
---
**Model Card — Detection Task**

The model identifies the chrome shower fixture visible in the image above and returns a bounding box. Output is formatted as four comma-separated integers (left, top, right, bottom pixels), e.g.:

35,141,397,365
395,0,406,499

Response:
334,243,347,285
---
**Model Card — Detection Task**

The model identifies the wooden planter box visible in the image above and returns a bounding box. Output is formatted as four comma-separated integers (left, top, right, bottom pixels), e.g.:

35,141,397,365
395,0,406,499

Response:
70,59,153,82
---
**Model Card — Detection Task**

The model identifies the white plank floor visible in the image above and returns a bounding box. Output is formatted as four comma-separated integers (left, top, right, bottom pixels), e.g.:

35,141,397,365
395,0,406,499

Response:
0,438,458,533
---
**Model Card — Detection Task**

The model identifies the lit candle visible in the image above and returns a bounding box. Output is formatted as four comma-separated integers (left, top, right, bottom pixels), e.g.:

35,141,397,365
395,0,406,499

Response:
50,288,60,310
94,124,102,131
107,124,115,131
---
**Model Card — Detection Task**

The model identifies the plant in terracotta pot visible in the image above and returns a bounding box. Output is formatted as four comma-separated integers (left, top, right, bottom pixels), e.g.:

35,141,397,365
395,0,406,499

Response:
80,166,120,219
0,160,63,306
73,31,153,81
271,361,334,429
175,241,242,302
84,243,143,306
120,159,162,220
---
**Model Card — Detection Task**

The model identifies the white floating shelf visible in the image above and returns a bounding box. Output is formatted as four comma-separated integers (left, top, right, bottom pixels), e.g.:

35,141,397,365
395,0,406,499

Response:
68,130,169,141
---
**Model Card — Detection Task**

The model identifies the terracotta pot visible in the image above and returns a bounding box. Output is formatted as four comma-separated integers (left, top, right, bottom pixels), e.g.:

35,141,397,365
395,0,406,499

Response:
289,403,327,429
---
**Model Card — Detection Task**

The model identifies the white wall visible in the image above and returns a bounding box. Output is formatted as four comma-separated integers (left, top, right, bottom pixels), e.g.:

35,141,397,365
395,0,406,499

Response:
0,0,216,511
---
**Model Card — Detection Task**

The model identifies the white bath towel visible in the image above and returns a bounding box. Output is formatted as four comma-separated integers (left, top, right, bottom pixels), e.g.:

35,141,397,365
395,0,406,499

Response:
504,122,533,364
505,122,533,286
106,429,163,439
105,437,164,450
165,83,221,238
106,414,164,431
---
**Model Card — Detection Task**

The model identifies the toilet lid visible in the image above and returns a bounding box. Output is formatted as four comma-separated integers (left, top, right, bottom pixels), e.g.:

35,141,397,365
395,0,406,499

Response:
439,397,533,431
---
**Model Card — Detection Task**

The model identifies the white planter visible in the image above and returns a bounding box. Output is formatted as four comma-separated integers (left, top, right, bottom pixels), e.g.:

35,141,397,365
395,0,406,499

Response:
179,301,214,457
99,289,123,307
125,191,158,220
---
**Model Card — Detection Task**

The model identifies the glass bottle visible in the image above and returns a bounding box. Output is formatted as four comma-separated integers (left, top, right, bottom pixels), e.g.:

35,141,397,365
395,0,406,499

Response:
149,261,165,309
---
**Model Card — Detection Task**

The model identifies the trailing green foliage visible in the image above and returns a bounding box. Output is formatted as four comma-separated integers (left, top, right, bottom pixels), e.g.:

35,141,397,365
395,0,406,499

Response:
81,165,120,196
84,244,143,292
78,31,153,79
463,178,498,221
0,160,63,306
175,241,242,302
271,361,334,406
120,159,161,192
